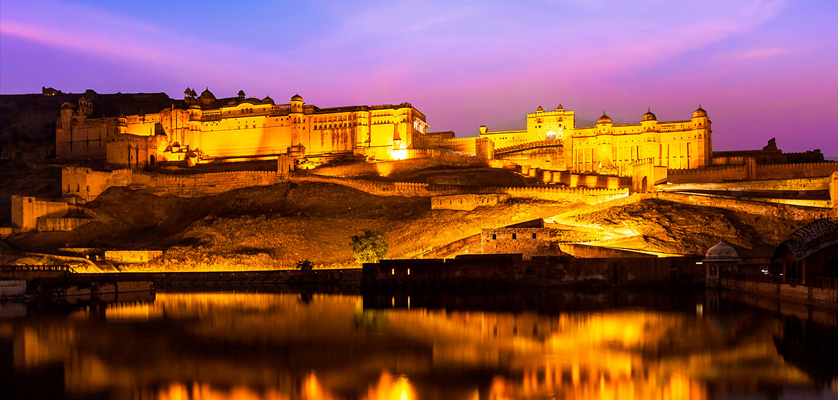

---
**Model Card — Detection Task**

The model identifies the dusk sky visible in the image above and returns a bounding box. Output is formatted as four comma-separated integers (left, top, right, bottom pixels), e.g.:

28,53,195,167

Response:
1,0,836,156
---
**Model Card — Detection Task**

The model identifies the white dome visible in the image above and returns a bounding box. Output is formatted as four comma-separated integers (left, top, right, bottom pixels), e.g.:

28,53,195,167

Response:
703,241,740,262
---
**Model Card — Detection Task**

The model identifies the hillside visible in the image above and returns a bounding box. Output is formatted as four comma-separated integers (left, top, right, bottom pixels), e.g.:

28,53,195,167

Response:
5,180,814,271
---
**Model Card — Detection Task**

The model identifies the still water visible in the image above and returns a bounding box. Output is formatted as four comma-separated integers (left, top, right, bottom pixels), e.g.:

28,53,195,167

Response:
1,288,837,400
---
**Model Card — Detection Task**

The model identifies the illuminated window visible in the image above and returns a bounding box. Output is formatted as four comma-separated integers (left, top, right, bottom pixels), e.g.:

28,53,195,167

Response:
391,269,395,275
407,268,411,275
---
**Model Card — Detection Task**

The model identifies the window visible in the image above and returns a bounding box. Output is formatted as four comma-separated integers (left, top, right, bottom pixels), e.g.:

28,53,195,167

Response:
407,268,411,276
532,233,537,239
391,269,395,275
492,234,497,240
512,233,517,240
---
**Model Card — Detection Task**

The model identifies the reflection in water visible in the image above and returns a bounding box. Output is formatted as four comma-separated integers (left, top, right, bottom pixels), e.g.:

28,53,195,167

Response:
2,290,837,399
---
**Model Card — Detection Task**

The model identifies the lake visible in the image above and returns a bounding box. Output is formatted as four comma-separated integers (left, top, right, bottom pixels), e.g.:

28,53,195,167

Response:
1,288,837,399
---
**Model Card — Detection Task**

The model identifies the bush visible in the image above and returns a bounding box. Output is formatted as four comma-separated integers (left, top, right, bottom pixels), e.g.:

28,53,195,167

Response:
296,259,314,272
350,230,388,264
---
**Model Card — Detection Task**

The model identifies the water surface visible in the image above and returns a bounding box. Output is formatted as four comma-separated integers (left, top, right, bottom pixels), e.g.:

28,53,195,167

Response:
1,288,837,399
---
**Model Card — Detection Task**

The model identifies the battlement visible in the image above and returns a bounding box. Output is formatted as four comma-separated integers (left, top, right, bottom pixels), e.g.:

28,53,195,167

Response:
495,139,564,155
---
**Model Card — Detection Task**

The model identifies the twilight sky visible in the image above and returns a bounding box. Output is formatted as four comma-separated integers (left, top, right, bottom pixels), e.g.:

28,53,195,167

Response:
1,0,837,156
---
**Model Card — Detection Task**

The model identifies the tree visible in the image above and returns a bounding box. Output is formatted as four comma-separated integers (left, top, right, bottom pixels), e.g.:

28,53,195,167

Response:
296,259,314,272
350,230,388,264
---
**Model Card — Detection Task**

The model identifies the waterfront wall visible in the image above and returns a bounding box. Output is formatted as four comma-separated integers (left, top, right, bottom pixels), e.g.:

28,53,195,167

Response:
365,254,698,288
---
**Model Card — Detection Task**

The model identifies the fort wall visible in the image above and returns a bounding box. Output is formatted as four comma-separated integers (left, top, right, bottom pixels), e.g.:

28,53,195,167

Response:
311,155,486,177
62,166,279,200
667,161,838,184
291,175,629,204
11,196,71,230
431,194,510,211
660,176,832,192
36,217,90,232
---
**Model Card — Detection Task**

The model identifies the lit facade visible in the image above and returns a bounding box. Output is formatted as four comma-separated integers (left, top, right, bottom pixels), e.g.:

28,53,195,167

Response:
56,89,429,167
479,105,712,175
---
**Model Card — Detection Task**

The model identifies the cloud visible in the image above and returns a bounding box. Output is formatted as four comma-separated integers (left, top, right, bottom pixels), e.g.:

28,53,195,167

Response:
739,47,789,58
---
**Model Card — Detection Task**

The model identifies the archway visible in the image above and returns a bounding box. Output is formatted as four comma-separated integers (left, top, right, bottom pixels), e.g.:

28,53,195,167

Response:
149,154,156,165
641,176,648,193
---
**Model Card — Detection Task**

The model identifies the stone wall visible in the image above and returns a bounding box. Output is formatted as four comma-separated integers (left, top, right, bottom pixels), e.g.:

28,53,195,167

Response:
37,217,90,232
291,175,629,204
11,195,73,230
660,176,832,192
62,166,279,200
431,194,510,211
310,155,486,178
481,228,558,259
668,160,838,184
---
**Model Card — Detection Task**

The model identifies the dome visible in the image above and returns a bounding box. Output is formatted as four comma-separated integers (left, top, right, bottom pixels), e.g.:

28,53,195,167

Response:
642,108,657,122
597,111,611,124
557,104,564,110
536,105,544,112
262,96,274,104
291,94,303,102
703,241,740,262
692,105,707,118
199,88,216,100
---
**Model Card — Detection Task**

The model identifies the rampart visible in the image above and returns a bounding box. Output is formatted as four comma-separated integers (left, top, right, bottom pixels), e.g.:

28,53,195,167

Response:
494,140,563,155
660,176,832,193
291,175,629,204
668,161,838,184
431,194,510,211
62,166,279,200
10,195,90,231
310,155,487,177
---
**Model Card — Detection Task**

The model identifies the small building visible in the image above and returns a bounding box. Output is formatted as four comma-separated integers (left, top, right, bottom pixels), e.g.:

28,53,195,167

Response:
481,219,561,260
703,241,741,288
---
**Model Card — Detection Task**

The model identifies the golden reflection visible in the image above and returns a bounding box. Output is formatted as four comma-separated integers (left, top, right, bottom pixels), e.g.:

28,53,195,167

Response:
158,383,290,400
7,292,831,400
364,371,416,400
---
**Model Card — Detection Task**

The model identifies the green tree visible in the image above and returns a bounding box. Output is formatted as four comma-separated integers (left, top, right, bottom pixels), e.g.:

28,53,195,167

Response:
296,259,314,272
350,230,388,263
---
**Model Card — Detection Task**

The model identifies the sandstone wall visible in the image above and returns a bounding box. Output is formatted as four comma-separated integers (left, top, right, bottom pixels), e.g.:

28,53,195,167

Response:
62,167,279,200
37,217,90,232
668,161,838,184
660,176,832,192
11,195,71,230
311,155,486,177
431,194,510,211
291,175,629,204
481,227,557,259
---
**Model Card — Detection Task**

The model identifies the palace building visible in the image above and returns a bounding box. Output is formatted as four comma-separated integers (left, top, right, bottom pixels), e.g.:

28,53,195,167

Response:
56,89,430,167
479,105,712,175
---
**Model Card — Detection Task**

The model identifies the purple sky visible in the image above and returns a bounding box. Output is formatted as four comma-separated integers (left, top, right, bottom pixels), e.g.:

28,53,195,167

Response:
2,0,837,156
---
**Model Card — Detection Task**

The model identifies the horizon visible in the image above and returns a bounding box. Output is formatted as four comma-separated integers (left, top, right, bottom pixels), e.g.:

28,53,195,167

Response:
2,0,837,157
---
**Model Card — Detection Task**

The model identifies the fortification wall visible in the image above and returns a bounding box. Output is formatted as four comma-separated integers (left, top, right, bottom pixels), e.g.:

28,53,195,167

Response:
755,162,838,180
654,192,834,219
440,137,478,154
130,170,278,197
37,217,90,232
11,195,71,230
660,176,832,192
497,147,566,170
291,175,628,204
668,161,838,184
431,194,510,211
62,167,279,200
667,164,747,183
311,155,487,178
